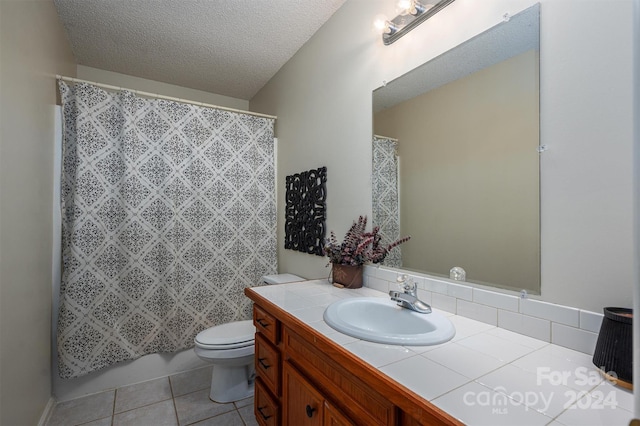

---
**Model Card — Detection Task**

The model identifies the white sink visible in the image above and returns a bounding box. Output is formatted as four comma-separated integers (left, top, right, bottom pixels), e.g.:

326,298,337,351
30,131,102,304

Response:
323,297,455,346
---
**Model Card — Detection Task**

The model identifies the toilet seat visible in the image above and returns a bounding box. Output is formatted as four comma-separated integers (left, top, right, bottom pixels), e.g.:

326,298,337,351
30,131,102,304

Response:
194,320,255,350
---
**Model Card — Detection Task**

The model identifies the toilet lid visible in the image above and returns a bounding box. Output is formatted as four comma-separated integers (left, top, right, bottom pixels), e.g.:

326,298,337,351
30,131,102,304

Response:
194,320,255,348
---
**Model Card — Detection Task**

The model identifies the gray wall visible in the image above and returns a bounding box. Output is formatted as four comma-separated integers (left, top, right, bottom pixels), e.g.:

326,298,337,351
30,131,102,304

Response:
0,0,77,424
250,0,635,313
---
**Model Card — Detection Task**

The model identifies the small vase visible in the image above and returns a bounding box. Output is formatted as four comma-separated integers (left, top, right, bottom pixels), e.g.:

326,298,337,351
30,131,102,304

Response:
332,264,363,289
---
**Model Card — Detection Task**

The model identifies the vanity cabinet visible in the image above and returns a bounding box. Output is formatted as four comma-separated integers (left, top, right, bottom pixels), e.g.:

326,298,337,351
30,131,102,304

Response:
248,289,462,426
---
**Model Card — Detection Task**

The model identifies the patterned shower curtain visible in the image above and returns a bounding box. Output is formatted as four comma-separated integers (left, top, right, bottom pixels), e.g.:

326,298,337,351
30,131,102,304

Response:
57,81,276,379
372,135,402,268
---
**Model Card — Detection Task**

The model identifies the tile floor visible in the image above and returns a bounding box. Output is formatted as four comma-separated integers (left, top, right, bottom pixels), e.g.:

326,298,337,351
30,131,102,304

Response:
46,366,258,426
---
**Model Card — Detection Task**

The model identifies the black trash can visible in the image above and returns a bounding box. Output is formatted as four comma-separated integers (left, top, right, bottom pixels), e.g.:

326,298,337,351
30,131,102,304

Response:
592,307,633,390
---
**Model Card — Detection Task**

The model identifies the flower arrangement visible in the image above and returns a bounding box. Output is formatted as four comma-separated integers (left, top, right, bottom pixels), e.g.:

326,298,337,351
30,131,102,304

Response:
324,215,411,266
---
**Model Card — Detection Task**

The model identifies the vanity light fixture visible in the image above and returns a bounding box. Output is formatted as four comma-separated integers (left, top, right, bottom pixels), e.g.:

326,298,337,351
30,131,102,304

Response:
376,0,455,45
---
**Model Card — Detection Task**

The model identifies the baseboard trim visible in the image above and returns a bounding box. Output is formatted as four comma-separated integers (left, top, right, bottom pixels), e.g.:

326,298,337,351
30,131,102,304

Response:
37,396,56,426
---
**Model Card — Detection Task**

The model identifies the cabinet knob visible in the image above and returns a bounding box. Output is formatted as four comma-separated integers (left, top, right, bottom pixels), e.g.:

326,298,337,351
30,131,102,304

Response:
256,318,269,327
305,404,316,418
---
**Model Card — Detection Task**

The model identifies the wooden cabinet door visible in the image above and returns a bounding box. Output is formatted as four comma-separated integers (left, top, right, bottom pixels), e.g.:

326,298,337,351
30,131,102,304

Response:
283,361,324,426
324,401,355,426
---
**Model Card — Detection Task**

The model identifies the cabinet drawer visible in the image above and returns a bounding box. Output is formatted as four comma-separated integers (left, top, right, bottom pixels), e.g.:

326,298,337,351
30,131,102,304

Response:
255,332,280,395
255,377,280,426
254,304,278,344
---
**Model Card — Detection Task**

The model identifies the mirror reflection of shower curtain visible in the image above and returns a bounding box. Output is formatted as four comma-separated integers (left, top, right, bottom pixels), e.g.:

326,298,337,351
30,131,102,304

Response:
372,135,401,267
56,81,276,379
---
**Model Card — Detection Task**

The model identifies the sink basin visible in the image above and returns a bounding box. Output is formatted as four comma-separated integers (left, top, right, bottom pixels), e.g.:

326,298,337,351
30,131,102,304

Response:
323,297,455,346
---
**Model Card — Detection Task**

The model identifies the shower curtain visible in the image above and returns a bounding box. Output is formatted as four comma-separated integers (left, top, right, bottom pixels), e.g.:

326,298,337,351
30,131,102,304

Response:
372,135,402,268
57,81,276,379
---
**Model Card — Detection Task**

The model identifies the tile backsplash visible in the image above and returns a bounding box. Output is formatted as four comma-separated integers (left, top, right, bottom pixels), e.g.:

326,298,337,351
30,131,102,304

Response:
363,266,603,356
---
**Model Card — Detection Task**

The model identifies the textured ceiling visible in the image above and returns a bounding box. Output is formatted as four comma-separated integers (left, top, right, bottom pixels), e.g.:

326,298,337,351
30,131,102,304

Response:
54,0,347,100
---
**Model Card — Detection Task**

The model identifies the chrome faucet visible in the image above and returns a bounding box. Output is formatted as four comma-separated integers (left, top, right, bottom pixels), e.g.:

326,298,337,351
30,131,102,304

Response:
389,274,432,314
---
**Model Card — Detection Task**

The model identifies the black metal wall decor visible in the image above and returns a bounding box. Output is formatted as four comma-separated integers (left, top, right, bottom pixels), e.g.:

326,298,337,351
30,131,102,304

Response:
285,167,327,256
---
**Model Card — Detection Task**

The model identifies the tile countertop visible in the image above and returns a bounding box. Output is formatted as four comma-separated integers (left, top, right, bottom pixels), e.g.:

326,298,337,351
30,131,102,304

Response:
250,279,635,426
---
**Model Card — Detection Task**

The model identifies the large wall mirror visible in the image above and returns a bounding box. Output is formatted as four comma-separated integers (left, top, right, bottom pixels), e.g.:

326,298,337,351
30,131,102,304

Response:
372,4,540,293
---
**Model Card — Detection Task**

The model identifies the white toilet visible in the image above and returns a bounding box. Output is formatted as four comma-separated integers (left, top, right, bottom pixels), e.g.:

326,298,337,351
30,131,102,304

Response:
194,273,304,403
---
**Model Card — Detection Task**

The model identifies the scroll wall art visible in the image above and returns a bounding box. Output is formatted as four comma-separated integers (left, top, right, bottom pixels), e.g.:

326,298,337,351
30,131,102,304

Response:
285,167,327,256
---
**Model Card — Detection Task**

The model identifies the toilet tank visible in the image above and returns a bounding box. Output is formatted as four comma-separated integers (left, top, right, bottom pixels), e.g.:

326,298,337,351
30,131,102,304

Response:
261,273,304,285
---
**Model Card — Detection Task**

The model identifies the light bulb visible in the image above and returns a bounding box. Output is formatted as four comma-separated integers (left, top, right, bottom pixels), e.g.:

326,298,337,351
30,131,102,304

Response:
373,14,390,33
397,0,412,14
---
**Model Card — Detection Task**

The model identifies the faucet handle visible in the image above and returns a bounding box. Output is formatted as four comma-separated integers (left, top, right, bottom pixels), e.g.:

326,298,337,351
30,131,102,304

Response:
396,274,415,293
396,274,407,288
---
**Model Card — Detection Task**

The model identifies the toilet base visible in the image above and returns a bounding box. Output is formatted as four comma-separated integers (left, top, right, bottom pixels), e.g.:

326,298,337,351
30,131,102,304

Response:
209,362,256,403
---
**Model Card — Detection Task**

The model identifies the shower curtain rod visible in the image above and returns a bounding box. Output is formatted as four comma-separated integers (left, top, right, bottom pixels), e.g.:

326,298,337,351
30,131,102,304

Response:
56,75,277,120
374,134,399,142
